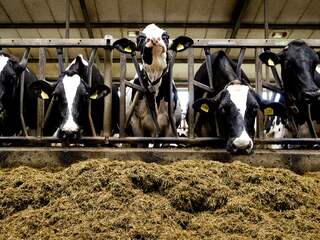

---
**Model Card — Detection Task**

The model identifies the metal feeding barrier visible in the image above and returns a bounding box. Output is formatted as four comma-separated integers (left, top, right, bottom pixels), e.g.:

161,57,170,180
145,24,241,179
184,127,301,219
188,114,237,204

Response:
1,38,320,147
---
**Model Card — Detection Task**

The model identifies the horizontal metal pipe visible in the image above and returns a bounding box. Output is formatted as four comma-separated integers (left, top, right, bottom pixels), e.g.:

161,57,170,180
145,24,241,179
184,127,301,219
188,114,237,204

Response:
0,39,320,48
1,136,320,146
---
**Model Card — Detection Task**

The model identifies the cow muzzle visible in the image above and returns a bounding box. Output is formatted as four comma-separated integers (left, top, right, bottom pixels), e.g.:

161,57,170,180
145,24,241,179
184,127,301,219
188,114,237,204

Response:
227,137,254,154
57,129,81,142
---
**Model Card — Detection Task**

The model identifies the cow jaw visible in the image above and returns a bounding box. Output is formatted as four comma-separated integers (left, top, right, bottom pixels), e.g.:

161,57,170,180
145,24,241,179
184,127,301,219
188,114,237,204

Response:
61,75,81,132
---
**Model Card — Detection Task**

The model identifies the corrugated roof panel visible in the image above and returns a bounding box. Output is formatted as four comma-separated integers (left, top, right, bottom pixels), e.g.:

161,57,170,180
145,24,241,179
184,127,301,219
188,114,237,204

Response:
70,0,84,22
95,0,120,22
37,29,62,38
83,0,99,22
289,30,314,39
1,0,32,23
47,0,77,22
17,29,41,38
0,4,10,23
298,0,320,24
0,29,20,38
119,0,142,22
206,29,229,38
242,0,263,23
210,0,237,23
309,30,320,39
101,28,122,39
143,0,166,22
23,0,53,22
166,0,190,22
276,0,309,23
188,0,215,23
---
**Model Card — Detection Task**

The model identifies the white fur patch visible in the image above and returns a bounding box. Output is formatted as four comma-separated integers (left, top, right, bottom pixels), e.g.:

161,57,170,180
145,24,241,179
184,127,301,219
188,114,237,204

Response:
227,84,249,118
0,55,9,74
61,75,81,131
227,84,253,150
316,65,320,74
66,54,88,70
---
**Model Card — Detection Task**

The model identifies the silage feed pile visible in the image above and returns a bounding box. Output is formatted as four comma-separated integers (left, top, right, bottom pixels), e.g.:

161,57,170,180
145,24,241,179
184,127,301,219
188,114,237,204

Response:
0,159,319,240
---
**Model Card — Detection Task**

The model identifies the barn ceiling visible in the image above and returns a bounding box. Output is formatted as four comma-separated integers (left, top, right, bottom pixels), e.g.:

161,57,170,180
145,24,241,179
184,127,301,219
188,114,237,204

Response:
0,0,319,81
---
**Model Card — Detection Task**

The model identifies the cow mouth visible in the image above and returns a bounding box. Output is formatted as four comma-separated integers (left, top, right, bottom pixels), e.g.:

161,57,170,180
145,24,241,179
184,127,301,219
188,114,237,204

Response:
57,129,81,142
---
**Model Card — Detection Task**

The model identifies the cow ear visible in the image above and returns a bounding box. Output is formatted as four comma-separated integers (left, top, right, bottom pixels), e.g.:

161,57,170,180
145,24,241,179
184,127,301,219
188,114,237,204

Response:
89,84,110,100
259,51,281,66
29,80,54,100
169,36,194,52
192,98,217,114
113,38,137,54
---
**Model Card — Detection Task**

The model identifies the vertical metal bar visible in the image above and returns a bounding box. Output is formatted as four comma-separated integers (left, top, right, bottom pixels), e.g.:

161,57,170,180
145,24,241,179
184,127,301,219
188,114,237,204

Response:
64,0,70,68
204,47,214,89
264,0,269,39
88,48,97,136
56,47,64,74
236,47,246,79
255,48,263,138
37,47,46,137
103,35,113,137
119,53,126,137
168,51,178,137
188,47,195,138
20,70,28,136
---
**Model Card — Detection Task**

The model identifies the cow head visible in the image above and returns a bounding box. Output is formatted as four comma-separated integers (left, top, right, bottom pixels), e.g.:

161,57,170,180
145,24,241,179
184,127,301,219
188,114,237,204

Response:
0,52,29,113
193,81,286,153
30,56,110,141
136,24,192,83
259,40,320,102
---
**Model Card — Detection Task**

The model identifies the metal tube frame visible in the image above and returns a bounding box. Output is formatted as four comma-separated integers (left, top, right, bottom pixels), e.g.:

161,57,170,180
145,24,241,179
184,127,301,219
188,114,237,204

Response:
1,38,320,147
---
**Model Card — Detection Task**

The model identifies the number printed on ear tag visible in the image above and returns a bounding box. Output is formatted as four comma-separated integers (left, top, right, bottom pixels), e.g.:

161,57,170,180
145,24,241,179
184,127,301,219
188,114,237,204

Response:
176,43,184,51
41,91,49,99
268,59,275,66
201,103,209,113
264,107,274,116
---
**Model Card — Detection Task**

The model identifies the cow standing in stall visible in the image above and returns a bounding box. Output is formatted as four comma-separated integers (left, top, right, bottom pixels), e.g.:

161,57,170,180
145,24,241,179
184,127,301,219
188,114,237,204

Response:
192,51,286,153
259,40,320,138
30,55,119,141
0,50,38,136
114,24,193,142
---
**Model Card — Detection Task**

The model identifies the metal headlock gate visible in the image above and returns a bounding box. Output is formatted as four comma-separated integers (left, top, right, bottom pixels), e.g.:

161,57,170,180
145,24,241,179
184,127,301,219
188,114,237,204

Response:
1,38,320,147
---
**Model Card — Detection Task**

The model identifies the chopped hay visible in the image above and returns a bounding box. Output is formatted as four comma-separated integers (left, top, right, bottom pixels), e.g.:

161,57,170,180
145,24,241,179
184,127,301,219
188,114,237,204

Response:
0,159,319,239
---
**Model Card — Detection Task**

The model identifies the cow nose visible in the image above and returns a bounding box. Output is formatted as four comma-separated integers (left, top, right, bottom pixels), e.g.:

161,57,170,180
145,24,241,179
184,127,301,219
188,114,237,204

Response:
232,136,253,151
58,129,80,141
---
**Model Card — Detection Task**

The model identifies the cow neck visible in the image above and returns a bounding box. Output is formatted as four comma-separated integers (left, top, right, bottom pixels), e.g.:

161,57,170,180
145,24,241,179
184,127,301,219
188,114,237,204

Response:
141,67,168,95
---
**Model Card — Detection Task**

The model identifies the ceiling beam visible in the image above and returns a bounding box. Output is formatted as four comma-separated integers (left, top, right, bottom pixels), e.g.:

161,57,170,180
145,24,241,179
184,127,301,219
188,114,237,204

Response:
225,0,250,54
79,0,94,38
0,22,318,30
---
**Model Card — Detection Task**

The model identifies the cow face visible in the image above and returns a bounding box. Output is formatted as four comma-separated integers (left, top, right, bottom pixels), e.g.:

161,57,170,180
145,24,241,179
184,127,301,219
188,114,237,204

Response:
30,72,110,141
0,53,27,112
260,40,320,102
136,24,193,84
193,82,286,153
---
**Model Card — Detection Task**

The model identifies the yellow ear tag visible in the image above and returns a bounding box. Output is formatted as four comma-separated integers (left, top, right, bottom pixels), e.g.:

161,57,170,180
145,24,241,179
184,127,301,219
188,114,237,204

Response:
176,43,184,51
201,103,209,113
90,91,98,100
124,46,132,53
40,91,49,100
264,107,274,116
268,59,275,66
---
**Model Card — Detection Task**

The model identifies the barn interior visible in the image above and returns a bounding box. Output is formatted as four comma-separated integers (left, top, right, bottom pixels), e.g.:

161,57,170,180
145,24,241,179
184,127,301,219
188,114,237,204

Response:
0,0,319,113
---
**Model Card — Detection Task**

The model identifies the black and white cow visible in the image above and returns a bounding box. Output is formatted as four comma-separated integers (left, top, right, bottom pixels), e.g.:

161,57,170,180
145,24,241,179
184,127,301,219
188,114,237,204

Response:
0,51,38,136
126,24,192,139
259,40,320,146
30,55,119,141
259,40,320,128
192,51,286,153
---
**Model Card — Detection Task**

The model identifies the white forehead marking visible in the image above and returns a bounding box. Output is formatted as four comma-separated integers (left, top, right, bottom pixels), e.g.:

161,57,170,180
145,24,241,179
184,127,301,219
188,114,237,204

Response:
0,55,9,74
62,75,81,131
316,65,320,74
142,23,165,37
227,84,249,118
65,54,88,70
